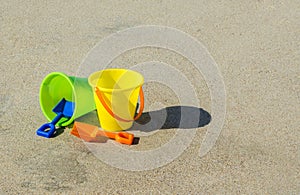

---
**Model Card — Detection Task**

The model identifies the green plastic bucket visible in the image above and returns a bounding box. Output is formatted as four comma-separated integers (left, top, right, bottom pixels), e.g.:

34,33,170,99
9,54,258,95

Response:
39,72,95,126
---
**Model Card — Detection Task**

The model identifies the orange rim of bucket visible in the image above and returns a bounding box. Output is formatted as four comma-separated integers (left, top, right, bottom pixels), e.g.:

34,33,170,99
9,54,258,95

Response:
95,87,144,122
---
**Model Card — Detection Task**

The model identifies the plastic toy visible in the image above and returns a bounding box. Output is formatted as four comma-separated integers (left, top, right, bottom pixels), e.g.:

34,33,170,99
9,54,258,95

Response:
40,72,95,127
88,69,144,131
36,98,75,138
37,70,144,144
70,121,134,145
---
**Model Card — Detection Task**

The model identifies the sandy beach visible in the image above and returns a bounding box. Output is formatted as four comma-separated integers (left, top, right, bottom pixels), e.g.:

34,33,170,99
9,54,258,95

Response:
0,0,299,194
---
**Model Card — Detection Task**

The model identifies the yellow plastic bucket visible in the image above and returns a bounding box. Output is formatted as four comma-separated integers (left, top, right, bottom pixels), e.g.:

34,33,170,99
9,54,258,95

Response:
88,69,144,131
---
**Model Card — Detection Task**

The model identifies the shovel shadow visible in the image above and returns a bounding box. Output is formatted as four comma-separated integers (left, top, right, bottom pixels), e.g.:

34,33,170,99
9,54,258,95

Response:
130,106,211,132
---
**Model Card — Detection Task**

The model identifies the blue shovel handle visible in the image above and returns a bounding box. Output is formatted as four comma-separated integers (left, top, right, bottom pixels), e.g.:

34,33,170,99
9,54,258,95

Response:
36,113,64,138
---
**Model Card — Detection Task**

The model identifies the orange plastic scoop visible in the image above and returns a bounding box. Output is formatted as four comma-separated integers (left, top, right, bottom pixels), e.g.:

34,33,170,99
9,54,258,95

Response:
70,122,134,145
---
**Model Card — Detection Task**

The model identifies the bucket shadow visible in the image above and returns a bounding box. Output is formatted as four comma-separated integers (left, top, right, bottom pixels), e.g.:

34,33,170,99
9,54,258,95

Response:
73,106,211,143
130,106,211,132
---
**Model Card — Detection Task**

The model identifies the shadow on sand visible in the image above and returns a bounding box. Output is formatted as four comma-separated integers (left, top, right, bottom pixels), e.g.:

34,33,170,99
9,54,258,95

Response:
66,106,211,144
130,106,211,132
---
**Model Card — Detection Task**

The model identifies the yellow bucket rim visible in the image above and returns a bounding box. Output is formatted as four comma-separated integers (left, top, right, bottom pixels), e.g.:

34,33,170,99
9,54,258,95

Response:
88,69,144,93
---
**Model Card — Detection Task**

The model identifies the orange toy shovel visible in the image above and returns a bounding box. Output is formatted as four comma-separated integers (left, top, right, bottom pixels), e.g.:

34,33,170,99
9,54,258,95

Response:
70,122,134,145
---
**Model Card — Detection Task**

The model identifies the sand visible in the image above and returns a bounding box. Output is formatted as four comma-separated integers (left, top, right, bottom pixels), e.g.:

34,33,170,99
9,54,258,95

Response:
0,0,299,194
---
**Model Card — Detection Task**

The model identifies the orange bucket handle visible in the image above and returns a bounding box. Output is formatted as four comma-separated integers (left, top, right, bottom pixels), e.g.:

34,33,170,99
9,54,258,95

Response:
95,87,144,123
